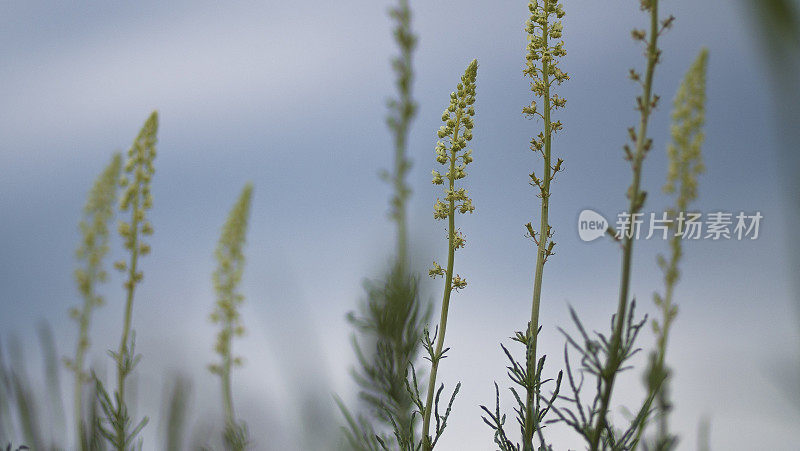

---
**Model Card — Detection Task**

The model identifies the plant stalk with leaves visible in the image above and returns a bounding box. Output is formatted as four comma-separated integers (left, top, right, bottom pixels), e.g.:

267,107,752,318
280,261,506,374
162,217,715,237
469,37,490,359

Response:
521,0,567,448
417,59,478,451
481,2,567,450
95,111,158,450
67,153,122,450
542,3,679,449
587,3,672,449
634,48,708,451
337,2,431,450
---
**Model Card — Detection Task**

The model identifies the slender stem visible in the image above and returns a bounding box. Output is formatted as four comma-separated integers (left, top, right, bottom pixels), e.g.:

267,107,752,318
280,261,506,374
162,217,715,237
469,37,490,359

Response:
222,320,235,425
394,97,411,268
422,109,462,451
116,195,140,449
630,257,676,449
396,179,409,269
391,0,415,269
590,2,659,449
655,279,675,444
74,264,97,450
394,95,410,267
632,237,679,449
524,2,551,448
74,309,89,450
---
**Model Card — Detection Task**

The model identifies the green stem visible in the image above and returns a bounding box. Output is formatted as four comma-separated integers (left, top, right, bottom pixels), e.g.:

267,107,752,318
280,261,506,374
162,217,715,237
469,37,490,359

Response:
630,265,676,449
395,124,410,268
524,3,551,449
74,309,89,450
422,110,462,451
222,320,235,426
391,0,414,269
396,191,408,269
632,233,680,448
116,197,140,449
655,281,674,443
590,2,659,450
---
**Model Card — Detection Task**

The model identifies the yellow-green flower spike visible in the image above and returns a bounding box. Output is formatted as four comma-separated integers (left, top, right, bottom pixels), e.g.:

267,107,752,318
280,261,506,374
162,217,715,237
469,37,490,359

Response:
643,49,708,448
431,59,478,224
70,152,121,450
422,59,478,451
210,183,254,429
664,48,708,206
521,1,569,448
103,111,158,451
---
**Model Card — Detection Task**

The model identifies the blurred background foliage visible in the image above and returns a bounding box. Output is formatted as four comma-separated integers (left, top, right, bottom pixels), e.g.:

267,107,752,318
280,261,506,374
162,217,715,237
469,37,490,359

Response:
747,0,800,412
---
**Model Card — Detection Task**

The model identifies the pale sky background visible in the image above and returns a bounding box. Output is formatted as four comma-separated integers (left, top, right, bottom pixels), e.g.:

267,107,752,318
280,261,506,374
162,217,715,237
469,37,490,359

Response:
1,0,799,450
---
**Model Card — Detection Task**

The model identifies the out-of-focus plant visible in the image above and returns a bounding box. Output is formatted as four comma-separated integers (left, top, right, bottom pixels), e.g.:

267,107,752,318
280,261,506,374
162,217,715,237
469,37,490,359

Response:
209,183,254,451
337,1,431,449
632,48,708,450
540,2,706,450
161,376,191,451
65,153,121,450
340,266,430,451
747,0,800,63
0,326,81,450
745,1,800,381
384,0,417,269
95,111,158,451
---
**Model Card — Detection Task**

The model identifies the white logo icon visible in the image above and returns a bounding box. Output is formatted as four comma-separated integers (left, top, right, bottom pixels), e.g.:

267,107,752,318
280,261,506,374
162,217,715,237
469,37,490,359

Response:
578,209,608,242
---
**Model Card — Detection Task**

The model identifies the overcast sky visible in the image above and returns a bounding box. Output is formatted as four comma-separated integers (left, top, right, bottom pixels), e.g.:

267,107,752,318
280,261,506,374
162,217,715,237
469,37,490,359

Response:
1,1,798,449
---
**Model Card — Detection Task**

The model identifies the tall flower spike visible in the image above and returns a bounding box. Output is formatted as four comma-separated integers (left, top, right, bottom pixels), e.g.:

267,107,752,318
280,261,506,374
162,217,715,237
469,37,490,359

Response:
97,111,157,451
665,48,707,205
210,183,253,439
588,2,668,449
639,48,708,450
385,0,419,267
116,110,157,346
431,59,477,226
70,152,121,450
521,1,568,449
421,59,478,451
337,4,431,449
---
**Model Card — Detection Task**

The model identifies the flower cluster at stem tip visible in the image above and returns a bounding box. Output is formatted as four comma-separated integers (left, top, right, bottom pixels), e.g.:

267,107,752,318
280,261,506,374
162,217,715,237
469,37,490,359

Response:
73,154,122,316
431,59,478,221
209,184,254,374
429,59,478,286
665,49,707,206
523,0,569,147
114,112,157,286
